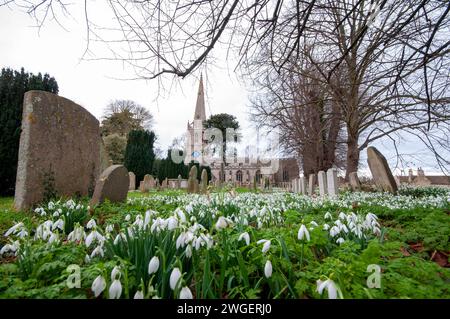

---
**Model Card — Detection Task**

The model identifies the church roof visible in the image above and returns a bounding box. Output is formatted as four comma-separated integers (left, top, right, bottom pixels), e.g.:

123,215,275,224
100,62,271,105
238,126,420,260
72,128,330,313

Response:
194,74,206,121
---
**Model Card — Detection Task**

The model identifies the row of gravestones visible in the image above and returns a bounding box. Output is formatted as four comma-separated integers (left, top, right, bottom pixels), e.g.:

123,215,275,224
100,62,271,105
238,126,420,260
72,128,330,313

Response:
12,91,399,211
290,146,398,195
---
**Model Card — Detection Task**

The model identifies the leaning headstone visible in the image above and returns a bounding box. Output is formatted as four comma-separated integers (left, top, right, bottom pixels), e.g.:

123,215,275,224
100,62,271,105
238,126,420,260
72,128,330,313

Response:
128,172,136,191
177,174,182,189
367,146,398,193
200,169,208,193
187,165,198,193
308,174,316,195
90,165,129,205
14,91,100,211
318,171,328,196
327,168,339,196
300,176,307,194
349,172,361,191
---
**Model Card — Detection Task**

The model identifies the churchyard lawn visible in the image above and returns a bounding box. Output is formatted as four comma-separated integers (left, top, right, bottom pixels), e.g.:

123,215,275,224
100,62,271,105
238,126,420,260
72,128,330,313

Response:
1,187,449,299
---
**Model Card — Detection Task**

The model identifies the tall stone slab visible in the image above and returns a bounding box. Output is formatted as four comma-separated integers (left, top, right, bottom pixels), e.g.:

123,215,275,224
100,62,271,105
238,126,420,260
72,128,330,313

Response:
91,165,129,205
326,168,339,196
367,146,398,193
161,178,168,189
128,172,136,191
308,174,316,195
187,165,199,194
300,176,307,194
318,171,328,196
200,169,208,194
14,91,100,211
349,172,361,191
177,174,182,189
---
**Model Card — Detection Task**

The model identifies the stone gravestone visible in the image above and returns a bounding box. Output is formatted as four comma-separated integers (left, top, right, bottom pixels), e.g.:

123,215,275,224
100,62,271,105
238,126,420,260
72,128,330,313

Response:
367,146,398,193
292,178,297,193
300,176,307,194
187,165,199,194
327,168,339,196
139,181,145,192
200,169,208,194
349,172,361,191
128,172,136,191
177,174,182,189
161,178,168,189
318,171,328,196
90,165,129,205
308,174,316,195
140,174,151,192
155,178,160,190
14,91,100,211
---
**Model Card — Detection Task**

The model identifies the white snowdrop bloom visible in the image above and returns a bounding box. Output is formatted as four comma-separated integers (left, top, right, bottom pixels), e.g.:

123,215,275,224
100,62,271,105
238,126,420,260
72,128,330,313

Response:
323,224,330,231
91,275,106,297
48,232,58,244
310,221,318,227
336,237,345,245
258,240,271,253
215,216,228,230
114,234,122,245
109,279,122,299
52,219,64,231
111,266,121,281
134,290,144,299
194,237,202,250
238,232,250,246
298,224,310,242
317,279,340,299
105,224,114,233
339,224,349,233
4,222,24,237
148,256,160,275
170,268,182,290
176,208,187,223
90,245,104,258
85,254,91,263
52,211,60,217
86,219,96,229
264,260,273,278
329,226,340,237
373,226,381,236
17,228,28,238
127,227,134,238
68,226,85,242
176,233,186,249
179,286,193,299
324,212,332,220
167,217,178,231
185,245,192,258
125,214,131,222
0,243,17,255
47,202,55,210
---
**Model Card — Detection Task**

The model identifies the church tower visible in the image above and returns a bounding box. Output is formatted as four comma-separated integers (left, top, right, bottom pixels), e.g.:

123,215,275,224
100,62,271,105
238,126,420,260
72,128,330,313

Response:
185,75,207,164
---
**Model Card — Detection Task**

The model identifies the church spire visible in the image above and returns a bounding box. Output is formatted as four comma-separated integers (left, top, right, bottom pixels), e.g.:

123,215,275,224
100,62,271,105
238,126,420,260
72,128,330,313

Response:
194,74,206,121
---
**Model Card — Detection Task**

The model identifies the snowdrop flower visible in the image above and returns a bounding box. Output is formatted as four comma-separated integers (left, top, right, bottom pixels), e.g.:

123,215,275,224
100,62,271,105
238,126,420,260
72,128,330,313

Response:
148,256,160,274
257,239,271,253
85,230,104,247
85,254,91,263
86,219,96,229
167,217,178,231
170,267,182,290
329,226,340,237
215,216,228,230
310,221,318,227
48,232,58,244
0,242,19,255
17,228,28,238
339,212,347,220
125,214,131,222
52,219,64,231
264,260,273,278
317,279,340,299
323,223,330,231
4,222,24,237
324,212,332,220
105,224,114,233
298,224,310,242
134,290,144,299
48,202,55,210
238,232,250,246
185,245,192,258
91,275,106,297
91,245,104,258
179,286,193,299
111,266,121,281
176,208,187,223
109,278,122,299
336,237,345,245
52,211,60,217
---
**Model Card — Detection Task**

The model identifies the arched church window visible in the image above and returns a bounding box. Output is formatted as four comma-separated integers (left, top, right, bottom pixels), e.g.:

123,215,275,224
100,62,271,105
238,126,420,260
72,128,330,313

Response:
236,170,243,182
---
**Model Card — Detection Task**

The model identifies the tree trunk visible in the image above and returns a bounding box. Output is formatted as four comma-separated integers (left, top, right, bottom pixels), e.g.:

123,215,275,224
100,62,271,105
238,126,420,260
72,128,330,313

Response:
345,134,360,180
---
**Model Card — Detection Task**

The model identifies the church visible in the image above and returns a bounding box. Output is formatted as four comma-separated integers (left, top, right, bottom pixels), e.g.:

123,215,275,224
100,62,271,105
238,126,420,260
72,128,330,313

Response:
184,76,299,187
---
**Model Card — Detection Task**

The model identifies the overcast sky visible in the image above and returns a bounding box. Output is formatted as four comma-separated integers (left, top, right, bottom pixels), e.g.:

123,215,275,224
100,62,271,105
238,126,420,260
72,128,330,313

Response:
0,3,446,176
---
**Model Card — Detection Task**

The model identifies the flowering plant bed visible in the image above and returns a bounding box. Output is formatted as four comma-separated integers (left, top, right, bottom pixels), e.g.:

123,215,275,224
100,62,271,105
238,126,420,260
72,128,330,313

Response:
1,188,449,299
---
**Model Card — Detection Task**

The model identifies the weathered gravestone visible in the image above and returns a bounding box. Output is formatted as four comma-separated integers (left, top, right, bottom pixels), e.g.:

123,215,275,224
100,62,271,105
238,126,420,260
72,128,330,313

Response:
161,178,168,189
177,174,182,189
139,181,145,192
327,168,339,196
187,165,199,194
367,146,398,193
349,172,361,191
318,171,328,196
200,169,208,194
308,174,317,195
90,165,129,205
300,176,307,195
14,91,100,211
128,172,136,191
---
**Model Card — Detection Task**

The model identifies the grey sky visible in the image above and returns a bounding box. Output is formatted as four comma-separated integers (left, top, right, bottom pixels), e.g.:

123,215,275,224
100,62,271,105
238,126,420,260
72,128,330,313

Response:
0,4,446,177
